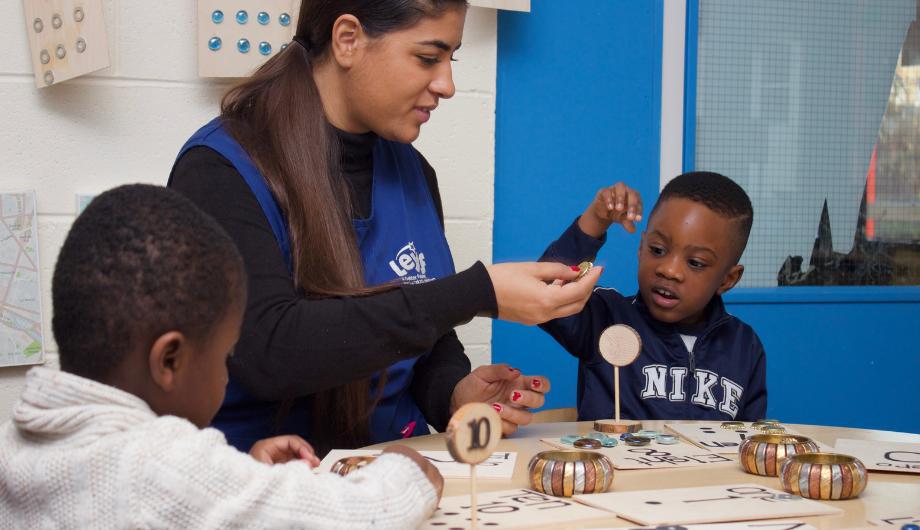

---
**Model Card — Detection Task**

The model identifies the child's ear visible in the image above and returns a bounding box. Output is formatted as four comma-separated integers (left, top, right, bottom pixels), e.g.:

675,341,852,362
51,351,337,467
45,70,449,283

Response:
716,264,744,295
148,331,188,392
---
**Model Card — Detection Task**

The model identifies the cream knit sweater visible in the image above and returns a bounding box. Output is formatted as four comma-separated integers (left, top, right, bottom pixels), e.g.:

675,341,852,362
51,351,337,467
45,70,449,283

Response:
0,367,437,529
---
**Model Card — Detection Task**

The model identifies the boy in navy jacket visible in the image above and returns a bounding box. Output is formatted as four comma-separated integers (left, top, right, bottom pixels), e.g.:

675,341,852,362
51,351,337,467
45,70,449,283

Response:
540,172,767,422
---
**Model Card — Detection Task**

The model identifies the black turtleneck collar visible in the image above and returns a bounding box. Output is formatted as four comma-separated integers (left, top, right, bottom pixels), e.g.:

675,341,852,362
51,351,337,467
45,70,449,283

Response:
332,126,377,219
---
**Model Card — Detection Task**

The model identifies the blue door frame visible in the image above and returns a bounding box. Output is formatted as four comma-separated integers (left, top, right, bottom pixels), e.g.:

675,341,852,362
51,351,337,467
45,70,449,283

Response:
493,0,919,434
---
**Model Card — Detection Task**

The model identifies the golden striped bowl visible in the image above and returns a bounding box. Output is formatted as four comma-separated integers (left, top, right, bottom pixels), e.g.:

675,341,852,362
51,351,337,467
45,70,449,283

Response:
738,434,820,476
528,450,614,497
780,453,868,500
330,455,376,476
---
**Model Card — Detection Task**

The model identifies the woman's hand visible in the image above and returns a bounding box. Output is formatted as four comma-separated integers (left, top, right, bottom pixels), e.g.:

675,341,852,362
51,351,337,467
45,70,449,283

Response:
449,364,551,436
249,435,321,467
486,262,602,325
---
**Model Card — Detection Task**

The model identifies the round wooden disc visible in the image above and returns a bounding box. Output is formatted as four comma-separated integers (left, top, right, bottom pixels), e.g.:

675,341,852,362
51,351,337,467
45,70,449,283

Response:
593,419,643,434
446,402,502,465
598,324,642,367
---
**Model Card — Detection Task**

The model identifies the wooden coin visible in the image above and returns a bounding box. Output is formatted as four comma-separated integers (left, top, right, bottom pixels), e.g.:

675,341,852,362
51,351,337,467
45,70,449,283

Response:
446,402,502,465
594,419,643,434
598,324,642,366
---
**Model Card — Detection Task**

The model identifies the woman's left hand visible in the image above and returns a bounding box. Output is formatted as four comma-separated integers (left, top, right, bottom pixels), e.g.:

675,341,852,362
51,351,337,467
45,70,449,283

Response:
449,364,551,436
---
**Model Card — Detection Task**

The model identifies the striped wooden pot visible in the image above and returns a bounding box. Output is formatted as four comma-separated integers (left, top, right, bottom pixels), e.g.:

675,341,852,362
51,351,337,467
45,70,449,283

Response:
738,434,820,476
780,452,868,500
528,450,614,497
330,455,376,476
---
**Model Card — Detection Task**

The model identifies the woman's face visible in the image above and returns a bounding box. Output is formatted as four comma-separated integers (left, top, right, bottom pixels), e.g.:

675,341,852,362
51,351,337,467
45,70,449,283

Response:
343,7,466,143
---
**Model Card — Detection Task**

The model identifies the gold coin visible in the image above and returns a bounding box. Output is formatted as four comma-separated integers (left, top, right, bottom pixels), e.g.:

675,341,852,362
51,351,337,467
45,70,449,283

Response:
575,261,593,281
721,421,745,430
762,425,786,434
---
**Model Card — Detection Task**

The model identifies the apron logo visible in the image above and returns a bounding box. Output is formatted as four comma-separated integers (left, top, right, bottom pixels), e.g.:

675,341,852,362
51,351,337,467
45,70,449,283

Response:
388,241,427,280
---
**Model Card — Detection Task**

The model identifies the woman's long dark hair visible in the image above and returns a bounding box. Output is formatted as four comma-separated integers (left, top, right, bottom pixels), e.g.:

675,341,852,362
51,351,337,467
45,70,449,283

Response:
220,0,467,449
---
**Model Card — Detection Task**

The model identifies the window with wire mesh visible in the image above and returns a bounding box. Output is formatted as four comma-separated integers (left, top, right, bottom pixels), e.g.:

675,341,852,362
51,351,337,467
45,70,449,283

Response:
694,0,920,287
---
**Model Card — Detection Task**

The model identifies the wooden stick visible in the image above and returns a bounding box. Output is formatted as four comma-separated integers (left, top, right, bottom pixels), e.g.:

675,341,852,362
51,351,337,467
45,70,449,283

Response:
614,366,621,423
470,463,478,529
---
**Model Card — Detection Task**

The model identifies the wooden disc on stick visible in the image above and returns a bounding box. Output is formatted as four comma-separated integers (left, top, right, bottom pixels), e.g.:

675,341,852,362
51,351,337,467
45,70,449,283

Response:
598,324,642,367
446,402,502,465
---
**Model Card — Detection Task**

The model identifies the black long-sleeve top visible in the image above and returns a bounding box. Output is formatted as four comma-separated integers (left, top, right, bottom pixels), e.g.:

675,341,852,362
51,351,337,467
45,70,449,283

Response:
169,127,497,431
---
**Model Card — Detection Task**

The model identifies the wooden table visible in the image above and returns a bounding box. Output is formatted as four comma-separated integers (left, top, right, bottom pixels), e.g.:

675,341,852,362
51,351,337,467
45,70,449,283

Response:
368,420,920,529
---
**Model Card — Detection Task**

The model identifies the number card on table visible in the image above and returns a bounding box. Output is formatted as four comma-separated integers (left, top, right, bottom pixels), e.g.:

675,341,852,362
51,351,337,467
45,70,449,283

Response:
594,521,818,530
421,488,613,529
573,484,842,525
318,449,517,479
834,438,920,474
540,438,734,470
868,514,920,526
666,423,831,454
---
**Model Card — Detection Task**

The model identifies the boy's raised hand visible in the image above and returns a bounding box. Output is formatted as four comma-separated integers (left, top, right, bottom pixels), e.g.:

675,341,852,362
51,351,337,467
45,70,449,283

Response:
250,435,321,467
578,182,643,237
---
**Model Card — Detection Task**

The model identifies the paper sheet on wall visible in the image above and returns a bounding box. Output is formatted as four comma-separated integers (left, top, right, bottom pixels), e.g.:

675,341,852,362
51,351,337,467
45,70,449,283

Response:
834,438,920,474
0,191,44,367
540,437,735,470
421,488,613,529
318,449,517,479
573,483,842,525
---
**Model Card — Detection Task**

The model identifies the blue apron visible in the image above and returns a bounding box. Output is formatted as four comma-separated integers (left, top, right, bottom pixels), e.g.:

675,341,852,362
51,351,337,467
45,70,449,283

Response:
170,118,456,450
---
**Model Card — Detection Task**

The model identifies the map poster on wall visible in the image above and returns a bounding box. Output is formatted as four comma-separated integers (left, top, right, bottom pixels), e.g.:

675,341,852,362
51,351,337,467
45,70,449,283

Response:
0,191,44,367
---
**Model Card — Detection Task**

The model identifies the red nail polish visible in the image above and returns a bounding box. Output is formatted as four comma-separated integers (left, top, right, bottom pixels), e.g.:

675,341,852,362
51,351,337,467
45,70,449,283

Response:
531,378,541,389
491,403,503,413
511,391,523,402
570,265,580,271
508,367,518,372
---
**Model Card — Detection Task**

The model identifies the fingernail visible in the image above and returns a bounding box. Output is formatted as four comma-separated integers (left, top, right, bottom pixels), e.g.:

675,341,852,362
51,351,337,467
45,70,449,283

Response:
491,403,503,413
616,203,624,210
570,265,580,271
511,391,523,402
531,378,541,389
508,367,518,372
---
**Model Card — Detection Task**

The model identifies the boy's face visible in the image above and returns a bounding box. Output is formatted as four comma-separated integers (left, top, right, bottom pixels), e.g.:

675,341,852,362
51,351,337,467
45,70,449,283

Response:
173,303,244,428
638,197,744,327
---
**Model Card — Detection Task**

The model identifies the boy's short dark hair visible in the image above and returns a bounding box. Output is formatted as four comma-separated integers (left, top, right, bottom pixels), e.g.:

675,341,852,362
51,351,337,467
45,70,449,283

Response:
52,184,246,381
653,171,754,261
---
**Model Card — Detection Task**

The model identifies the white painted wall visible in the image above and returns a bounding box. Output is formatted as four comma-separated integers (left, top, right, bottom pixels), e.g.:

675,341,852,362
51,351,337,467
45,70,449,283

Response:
0,3,496,421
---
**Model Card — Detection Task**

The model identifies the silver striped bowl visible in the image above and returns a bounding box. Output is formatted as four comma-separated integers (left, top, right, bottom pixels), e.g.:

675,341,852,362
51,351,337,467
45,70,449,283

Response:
528,450,614,497
780,452,868,500
738,434,820,476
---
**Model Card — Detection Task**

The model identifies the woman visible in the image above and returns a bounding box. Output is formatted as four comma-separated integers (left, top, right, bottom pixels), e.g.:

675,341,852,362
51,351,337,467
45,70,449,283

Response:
168,0,601,454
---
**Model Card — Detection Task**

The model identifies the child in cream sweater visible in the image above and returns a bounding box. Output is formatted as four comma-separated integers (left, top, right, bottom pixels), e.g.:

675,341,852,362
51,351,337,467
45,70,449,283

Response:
0,184,442,529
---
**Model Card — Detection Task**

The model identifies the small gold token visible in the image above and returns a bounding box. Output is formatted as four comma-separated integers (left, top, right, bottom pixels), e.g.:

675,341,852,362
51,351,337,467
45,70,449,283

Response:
446,402,502,465
575,261,593,281
721,421,745,430
762,425,786,434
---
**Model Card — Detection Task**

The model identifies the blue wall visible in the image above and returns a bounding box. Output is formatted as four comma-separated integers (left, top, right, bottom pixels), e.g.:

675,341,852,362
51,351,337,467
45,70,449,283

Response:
493,1,663,414
493,1,920,434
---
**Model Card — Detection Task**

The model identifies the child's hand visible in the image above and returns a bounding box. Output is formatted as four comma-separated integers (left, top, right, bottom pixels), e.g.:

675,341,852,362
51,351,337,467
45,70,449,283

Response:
382,445,444,503
249,435,321,467
578,182,643,238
